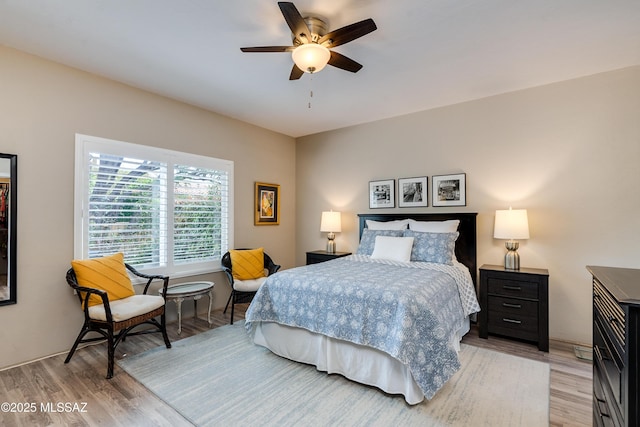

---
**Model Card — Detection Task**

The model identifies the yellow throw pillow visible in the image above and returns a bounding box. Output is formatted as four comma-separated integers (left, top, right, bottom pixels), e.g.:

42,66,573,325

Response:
230,248,266,280
71,253,135,307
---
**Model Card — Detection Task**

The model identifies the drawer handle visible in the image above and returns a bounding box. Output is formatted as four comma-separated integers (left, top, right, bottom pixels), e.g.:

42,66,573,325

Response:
502,318,522,324
502,303,522,309
503,285,522,291
594,345,610,361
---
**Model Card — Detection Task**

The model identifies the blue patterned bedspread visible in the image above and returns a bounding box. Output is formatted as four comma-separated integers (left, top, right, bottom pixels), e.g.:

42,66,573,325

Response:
245,255,480,399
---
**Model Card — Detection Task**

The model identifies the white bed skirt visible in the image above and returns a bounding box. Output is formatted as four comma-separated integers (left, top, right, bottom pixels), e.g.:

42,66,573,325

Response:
251,318,470,405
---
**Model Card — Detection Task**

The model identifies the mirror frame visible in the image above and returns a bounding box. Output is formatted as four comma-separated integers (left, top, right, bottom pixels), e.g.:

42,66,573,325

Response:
0,153,16,306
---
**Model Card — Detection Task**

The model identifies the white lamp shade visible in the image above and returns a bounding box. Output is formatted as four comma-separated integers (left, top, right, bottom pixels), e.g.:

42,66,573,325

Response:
292,43,331,73
320,211,342,233
494,209,530,240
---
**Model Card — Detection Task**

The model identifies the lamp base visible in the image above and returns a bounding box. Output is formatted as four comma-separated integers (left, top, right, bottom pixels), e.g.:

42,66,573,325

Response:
504,240,520,270
326,232,336,254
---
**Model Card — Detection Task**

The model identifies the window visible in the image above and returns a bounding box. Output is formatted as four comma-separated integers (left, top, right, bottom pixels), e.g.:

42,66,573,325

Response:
74,134,233,277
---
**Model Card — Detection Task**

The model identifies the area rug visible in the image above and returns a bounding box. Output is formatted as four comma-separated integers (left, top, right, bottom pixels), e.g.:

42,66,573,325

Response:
118,323,549,426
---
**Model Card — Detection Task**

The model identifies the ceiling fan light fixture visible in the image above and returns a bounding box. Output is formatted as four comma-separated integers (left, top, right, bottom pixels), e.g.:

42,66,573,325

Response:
292,43,330,74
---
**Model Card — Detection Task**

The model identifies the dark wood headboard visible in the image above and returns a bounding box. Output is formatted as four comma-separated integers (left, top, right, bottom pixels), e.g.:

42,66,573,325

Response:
358,212,478,287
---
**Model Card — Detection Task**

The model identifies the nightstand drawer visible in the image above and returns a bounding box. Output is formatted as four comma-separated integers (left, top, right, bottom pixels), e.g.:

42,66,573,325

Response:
487,277,539,300
488,316,539,341
488,295,538,318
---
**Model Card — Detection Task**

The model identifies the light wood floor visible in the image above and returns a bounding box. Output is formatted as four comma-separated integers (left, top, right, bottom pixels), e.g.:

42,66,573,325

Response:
0,304,592,426
461,325,592,427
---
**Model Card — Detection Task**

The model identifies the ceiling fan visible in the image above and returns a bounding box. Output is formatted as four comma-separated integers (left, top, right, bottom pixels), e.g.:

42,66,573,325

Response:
240,2,377,80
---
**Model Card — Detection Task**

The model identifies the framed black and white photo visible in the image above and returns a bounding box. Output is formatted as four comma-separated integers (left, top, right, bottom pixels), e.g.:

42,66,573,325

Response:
432,173,466,207
398,177,428,208
369,179,395,209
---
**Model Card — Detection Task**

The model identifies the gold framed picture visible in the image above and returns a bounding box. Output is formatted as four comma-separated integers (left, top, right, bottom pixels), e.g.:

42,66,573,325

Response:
255,182,280,225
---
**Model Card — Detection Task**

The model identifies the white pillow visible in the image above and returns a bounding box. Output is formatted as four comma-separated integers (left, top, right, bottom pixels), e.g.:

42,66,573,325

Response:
408,219,460,233
366,219,409,230
370,236,414,262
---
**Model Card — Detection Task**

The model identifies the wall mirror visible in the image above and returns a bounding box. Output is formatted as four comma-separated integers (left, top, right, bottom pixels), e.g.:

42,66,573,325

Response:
0,153,16,306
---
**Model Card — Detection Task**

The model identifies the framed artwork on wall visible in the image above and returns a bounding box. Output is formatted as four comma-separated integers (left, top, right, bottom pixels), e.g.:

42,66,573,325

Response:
369,179,395,209
398,176,428,208
255,182,280,225
432,173,466,207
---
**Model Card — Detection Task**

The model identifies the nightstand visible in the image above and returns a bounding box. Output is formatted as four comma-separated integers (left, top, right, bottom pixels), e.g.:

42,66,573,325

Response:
306,250,351,265
478,264,549,351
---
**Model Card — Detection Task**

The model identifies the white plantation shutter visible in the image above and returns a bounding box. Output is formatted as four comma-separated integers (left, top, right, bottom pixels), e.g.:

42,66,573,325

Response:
75,134,233,277
87,152,168,267
173,165,229,265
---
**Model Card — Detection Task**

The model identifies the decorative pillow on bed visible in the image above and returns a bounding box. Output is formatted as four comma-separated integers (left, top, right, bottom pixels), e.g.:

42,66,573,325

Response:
230,248,265,280
370,236,414,262
356,229,404,255
403,230,459,264
365,219,409,230
408,219,460,233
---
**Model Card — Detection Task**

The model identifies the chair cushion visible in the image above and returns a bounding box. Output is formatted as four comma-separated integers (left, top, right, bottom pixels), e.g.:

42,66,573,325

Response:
88,294,165,322
230,248,266,280
71,253,135,307
233,276,268,292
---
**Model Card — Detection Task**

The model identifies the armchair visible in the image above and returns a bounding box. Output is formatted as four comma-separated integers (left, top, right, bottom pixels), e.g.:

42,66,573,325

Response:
65,254,171,378
221,248,280,324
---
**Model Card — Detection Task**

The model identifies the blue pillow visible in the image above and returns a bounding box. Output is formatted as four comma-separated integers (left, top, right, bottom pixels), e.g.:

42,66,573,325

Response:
403,230,459,264
357,229,405,255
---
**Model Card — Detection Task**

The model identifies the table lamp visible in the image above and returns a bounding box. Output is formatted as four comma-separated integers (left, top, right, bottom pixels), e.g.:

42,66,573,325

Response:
320,211,342,254
494,208,529,270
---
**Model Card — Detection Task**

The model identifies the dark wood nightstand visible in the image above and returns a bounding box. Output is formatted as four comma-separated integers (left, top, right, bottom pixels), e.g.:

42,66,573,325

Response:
306,250,352,265
478,264,549,351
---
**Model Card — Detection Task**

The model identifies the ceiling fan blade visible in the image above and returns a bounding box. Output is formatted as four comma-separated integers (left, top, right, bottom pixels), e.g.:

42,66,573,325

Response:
278,2,311,43
319,18,377,48
328,51,363,73
240,46,295,53
289,64,304,80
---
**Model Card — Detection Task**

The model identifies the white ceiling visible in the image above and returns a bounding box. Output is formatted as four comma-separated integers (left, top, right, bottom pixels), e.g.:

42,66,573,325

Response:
1,1,639,138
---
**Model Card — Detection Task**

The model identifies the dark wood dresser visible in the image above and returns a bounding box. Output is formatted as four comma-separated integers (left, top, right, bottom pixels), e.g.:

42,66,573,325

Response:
478,264,549,351
589,266,640,427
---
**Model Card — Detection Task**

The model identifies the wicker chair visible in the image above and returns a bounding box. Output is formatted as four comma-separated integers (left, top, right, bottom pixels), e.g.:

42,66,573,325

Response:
64,263,171,378
222,249,281,324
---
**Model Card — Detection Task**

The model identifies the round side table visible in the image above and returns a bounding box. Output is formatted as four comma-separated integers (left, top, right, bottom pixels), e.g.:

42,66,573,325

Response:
160,281,214,334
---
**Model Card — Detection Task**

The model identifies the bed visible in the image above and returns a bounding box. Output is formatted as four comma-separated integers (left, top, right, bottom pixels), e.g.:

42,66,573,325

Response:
244,212,480,405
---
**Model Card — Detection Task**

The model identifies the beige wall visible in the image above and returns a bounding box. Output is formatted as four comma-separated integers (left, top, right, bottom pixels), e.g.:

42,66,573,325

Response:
0,46,296,369
296,66,640,346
